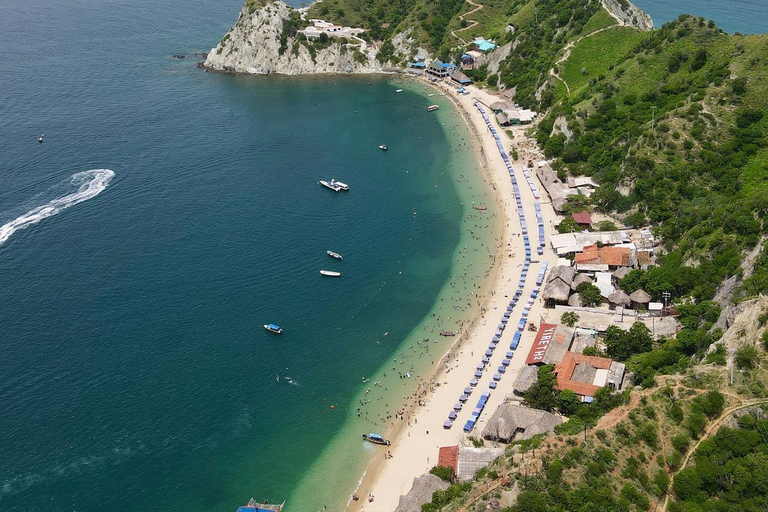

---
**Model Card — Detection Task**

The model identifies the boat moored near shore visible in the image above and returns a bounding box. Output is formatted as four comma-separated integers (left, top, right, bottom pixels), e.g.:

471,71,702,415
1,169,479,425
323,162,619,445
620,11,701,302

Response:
236,498,285,512
362,433,391,446
427,105,439,112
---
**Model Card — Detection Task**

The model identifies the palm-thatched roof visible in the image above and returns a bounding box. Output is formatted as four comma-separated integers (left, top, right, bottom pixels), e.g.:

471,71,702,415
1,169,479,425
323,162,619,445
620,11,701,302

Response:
513,365,538,395
481,404,563,443
543,279,571,302
394,474,450,512
571,273,593,290
612,266,632,280
629,289,651,304
607,290,631,307
568,293,582,306
548,265,576,286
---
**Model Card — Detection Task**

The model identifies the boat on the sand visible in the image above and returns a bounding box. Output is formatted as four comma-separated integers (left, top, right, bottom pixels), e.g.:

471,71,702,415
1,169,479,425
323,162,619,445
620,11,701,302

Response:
363,433,391,446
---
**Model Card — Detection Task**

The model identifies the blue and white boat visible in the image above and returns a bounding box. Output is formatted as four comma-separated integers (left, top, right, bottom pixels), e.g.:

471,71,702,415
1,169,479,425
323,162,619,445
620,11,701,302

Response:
236,498,285,512
362,433,391,446
264,324,283,334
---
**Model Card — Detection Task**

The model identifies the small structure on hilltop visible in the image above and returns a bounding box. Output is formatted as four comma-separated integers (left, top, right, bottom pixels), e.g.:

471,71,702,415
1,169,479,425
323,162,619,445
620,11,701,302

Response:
482,404,563,443
553,352,626,402
473,37,497,52
394,474,450,512
525,323,575,366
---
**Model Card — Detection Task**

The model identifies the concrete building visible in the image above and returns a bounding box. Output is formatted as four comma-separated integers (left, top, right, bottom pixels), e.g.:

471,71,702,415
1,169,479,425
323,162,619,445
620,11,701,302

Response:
524,323,575,365
553,351,626,401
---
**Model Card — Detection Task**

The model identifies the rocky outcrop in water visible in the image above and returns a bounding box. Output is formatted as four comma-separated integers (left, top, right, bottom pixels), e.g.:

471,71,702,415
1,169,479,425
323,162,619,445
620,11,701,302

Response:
204,1,395,75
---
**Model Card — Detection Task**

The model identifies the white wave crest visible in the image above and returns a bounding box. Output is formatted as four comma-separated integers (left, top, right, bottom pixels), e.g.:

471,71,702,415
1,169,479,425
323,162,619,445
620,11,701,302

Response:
0,169,115,246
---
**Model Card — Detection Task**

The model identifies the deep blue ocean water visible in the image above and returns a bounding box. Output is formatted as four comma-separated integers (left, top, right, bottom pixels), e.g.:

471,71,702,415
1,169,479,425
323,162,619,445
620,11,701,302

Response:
0,1,499,511
632,0,766,34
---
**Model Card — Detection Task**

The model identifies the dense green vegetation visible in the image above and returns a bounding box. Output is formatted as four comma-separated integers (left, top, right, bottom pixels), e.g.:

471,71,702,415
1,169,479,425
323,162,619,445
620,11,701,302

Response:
538,16,768,302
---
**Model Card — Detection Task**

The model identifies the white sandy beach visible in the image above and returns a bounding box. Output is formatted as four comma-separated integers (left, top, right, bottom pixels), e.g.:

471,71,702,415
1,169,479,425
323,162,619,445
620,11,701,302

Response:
347,80,562,512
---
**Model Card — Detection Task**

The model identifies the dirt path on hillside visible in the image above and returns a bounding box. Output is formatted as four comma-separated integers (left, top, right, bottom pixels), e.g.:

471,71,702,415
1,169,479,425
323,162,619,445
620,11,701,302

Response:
451,0,483,46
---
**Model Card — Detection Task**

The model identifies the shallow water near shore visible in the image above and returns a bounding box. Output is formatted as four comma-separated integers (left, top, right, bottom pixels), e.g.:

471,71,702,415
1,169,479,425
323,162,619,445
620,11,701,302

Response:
0,1,497,511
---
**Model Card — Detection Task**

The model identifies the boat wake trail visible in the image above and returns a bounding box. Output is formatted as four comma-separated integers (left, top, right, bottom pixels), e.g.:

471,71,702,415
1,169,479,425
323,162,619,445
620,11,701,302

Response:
0,169,115,246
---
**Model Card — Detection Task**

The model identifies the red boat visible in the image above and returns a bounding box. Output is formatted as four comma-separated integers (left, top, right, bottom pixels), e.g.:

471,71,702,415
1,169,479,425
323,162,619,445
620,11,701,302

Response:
474,206,487,211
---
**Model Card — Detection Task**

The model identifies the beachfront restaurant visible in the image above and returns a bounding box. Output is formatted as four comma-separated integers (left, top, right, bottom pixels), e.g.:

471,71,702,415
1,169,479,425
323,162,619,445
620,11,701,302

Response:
426,61,455,78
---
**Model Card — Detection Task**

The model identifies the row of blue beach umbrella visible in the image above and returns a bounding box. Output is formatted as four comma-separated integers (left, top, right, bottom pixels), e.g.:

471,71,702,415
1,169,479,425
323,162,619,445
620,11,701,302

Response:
443,104,548,432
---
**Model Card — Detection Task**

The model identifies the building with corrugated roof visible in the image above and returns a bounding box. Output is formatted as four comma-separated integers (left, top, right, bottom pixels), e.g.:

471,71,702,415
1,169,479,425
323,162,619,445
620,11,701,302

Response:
525,323,574,365
571,211,592,230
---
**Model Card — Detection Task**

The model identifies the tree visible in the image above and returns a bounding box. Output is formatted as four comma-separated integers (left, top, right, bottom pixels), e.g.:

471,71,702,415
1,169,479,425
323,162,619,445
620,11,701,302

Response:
598,220,618,231
557,389,581,416
604,322,653,361
557,217,580,233
561,311,580,327
523,365,558,412
429,465,454,482
576,282,602,307
735,345,759,369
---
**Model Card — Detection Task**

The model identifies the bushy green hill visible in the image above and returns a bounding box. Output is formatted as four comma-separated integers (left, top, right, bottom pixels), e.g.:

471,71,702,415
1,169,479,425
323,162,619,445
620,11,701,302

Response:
538,16,768,301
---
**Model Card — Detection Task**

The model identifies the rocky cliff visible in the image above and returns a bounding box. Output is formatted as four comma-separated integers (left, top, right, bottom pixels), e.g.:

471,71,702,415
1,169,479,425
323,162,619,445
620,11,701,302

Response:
600,0,654,31
204,1,391,75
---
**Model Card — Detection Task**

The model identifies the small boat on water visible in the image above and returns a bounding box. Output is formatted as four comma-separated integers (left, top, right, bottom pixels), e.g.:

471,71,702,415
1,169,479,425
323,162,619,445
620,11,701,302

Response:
474,206,487,211
264,324,283,334
363,433,391,446
395,89,403,93
38,134,44,143
236,498,285,512
320,270,341,277
378,145,388,150
427,105,439,112
440,331,456,337
327,250,343,260
319,178,349,192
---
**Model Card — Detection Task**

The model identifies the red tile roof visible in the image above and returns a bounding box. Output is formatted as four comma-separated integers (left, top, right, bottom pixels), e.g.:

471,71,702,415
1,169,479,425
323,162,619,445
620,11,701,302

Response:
438,445,459,473
599,246,632,267
574,243,599,264
554,352,613,398
572,211,592,225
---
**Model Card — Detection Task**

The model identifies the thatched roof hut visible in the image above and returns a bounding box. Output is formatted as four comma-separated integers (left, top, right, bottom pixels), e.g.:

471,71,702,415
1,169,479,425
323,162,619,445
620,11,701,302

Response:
607,290,631,309
629,289,651,306
571,273,593,291
568,293,582,307
548,265,576,286
394,474,450,512
482,404,563,443
513,365,538,395
612,266,632,281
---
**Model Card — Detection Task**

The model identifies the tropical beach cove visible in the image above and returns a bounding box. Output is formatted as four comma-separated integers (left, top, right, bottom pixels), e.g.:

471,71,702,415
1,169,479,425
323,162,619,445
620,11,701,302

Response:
342,74,563,512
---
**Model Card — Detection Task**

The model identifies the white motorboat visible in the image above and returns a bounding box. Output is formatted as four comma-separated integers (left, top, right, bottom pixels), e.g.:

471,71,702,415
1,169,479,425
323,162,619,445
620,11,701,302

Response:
378,145,388,150
319,178,349,192
320,270,342,277
327,251,343,260
395,89,403,93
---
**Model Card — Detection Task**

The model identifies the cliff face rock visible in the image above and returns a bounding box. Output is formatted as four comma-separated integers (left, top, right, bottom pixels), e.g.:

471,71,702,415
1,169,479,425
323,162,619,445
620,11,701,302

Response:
204,1,388,75
600,0,654,31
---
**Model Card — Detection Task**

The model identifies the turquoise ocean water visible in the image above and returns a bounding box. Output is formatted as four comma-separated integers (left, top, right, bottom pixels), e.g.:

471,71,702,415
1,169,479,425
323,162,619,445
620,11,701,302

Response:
632,0,766,34
0,1,499,511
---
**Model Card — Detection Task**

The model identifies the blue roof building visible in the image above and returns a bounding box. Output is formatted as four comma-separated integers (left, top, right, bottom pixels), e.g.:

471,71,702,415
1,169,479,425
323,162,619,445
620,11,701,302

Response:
473,37,497,52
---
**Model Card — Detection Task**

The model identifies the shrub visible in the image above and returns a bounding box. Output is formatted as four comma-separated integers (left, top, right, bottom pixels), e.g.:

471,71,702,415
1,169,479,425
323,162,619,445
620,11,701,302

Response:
735,345,759,369
429,465,454,482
